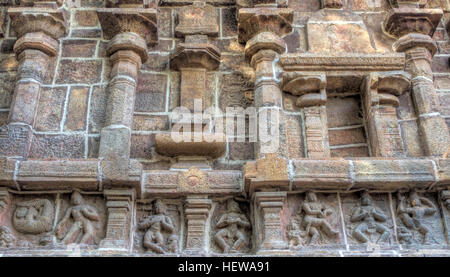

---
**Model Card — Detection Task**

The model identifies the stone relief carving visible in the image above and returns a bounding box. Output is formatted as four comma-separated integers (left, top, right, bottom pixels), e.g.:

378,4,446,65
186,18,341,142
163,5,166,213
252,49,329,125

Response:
298,192,339,245
0,226,15,248
287,192,341,248
213,199,251,253
396,191,438,244
13,199,54,234
55,191,101,245
349,191,390,244
137,199,178,254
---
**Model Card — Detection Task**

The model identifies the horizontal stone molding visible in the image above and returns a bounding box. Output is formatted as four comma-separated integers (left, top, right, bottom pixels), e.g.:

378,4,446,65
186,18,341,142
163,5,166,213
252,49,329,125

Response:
279,53,406,72
142,169,242,197
245,158,449,192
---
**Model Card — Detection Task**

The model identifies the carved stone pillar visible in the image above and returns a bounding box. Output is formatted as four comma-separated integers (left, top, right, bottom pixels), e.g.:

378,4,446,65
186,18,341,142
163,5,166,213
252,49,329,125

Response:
253,191,287,252
99,189,135,251
97,7,157,179
384,5,449,157
184,195,212,254
0,6,67,157
283,74,329,158
364,72,410,157
238,6,292,158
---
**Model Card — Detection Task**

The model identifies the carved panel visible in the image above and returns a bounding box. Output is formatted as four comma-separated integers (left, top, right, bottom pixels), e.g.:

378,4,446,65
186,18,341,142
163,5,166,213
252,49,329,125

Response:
394,191,446,247
210,198,252,254
286,192,343,249
342,192,395,250
133,199,181,254
55,192,106,247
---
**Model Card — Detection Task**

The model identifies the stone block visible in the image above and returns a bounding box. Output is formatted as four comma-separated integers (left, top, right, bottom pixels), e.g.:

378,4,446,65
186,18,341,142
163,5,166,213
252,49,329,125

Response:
62,39,97,58
353,159,436,190
135,73,167,112
34,87,66,132
64,86,89,131
57,60,102,84
292,159,352,190
29,134,85,159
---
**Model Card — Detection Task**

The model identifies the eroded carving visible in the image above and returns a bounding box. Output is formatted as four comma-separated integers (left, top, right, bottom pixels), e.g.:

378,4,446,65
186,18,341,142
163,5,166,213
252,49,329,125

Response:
350,191,390,244
397,191,437,244
214,199,251,253
13,199,54,234
0,226,15,248
138,199,178,254
55,191,100,245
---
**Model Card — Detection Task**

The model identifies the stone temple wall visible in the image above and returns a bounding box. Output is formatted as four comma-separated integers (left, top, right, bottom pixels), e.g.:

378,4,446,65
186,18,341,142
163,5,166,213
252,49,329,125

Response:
0,0,449,256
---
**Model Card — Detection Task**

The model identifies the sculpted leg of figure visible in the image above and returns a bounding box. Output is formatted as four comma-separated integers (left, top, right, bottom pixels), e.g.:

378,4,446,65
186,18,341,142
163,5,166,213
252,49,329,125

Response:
308,226,320,244
375,224,390,243
143,230,165,254
215,229,230,253
79,222,95,244
318,220,339,237
417,224,430,244
353,223,369,243
62,222,82,244
231,231,246,251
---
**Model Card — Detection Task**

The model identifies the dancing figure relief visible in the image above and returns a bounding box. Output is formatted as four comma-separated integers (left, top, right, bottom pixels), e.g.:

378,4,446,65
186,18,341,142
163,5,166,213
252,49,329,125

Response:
397,191,437,244
55,191,100,245
214,199,251,253
138,199,178,254
350,191,390,244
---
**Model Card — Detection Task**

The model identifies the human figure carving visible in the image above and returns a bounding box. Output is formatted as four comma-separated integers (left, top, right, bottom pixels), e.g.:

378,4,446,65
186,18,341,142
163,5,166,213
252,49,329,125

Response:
397,191,437,244
287,219,305,248
0,226,15,248
350,191,390,243
138,199,177,254
13,199,54,234
300,192,339,244
397,226,413,245
214,199,251,253
55,191,100,245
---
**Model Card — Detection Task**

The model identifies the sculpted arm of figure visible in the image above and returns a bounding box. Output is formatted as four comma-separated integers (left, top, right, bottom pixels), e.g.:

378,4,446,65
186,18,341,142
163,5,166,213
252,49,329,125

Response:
161,216,175,233
138,217,154,230
372,208,387,222
237,215,251,229
420,198,437,215
216,215,228,228
350,208,364,222
303,203,321,216
56,207,72,234
82,206,100,221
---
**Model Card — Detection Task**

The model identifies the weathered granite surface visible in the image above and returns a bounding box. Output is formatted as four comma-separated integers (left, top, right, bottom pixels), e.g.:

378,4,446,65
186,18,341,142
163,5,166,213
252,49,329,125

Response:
0,0,449,257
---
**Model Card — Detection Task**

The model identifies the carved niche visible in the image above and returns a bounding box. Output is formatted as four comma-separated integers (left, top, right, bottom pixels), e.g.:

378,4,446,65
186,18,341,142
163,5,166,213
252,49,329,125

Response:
342,192,394,248
134,199,181,255
7,194,56,248
55,191,106,246
394,191,445,246
286,192,342,249
210,198,252,254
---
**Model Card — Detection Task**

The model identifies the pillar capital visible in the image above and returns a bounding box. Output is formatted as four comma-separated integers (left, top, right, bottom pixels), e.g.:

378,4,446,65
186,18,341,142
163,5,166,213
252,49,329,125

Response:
13,32,59,57
383,8,442,39
170,43,221,71
97,7,158,63
8,6,68,40
246,33,285,62
238,7,293,44
393,33,438,57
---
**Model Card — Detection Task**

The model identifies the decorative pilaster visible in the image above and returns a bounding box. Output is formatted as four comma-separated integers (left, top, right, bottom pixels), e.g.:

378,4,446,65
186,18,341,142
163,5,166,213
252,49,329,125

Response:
253,191,287,252
184,195,212,254
238,5,293,158
0,5,67,157
384,3,449,157
364,72,410,157
283,74,329,158
97,5,157,180
99,189,135,251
